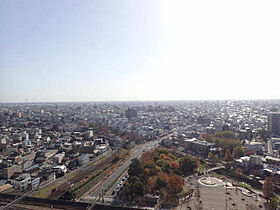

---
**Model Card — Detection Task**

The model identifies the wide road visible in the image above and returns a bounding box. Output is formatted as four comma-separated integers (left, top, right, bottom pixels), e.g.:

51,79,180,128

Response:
85,133,173,202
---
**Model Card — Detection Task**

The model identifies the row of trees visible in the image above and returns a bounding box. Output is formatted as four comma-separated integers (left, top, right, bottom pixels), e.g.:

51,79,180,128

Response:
124,147,199,207
202,131,245,160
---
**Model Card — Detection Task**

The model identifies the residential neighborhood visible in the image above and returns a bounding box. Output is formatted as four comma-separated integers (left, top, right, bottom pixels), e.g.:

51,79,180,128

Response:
0,100,280,209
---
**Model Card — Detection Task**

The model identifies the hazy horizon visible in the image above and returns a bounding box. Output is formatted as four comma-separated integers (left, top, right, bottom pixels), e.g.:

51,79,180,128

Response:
1,0,280,103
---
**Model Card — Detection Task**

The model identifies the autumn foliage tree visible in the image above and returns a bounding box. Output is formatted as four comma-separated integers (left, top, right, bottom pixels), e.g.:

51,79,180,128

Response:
232,147,239,159
224,149,232,162
141,151,154,165
148,177,156,190
262,177,274,202
125,147,197,207
201,132,244,153
167,175,184,194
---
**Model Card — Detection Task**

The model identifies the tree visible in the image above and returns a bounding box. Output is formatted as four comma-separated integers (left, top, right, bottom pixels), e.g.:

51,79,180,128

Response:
269,193,280,209
224,149,232,162
130,179,145,197
213,154,219,162
215,131,236,139
201,134,214,142
155,177,167,190
141,151,154,165
167,152,175,160
235,167,242,174
157,171,169,184
180,155,197,176
167,175,184,194
262,177,274,202
171,161,180,169
157,147,169,155
148,176,156,190
156,159,171,173
235,146,244,157
232,147,239,159
128,159,144,178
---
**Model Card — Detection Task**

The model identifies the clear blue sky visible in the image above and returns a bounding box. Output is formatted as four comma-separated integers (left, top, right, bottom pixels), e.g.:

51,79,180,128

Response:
1,0,280,102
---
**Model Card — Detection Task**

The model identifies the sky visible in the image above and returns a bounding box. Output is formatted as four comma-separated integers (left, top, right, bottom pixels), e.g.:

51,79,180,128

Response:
0,0,280,102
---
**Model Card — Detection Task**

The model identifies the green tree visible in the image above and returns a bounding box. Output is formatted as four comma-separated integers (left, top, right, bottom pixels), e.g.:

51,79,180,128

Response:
235,146,244,157
144,162,156,169
179,155,197,176
155,177,167,190
128,158,144,178
130,179,145,197
215,131,236,139
269,193,280,209
213,154,219,162
157,147,169,155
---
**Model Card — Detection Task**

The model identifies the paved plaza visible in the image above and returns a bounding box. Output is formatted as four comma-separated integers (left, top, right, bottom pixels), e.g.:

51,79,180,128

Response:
177,176,266,210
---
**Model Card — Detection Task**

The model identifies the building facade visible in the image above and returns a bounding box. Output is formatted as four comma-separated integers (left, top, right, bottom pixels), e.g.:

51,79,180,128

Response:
268,113,280,136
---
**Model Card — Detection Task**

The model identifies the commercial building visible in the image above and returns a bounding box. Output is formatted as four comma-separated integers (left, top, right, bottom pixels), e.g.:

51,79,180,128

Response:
10,174,31,191
268,113,280,136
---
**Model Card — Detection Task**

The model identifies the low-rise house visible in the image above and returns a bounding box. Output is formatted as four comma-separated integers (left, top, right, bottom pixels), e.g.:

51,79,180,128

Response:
244,141,263,154
235,155,263,169
184,138,214,156
265,156,280,166
39,171,56,183
0,183,12,192
78,154,89,166
52,152,65,164
52,165,67,177
10,173,31,191
31,177,40,189
2,164,22,179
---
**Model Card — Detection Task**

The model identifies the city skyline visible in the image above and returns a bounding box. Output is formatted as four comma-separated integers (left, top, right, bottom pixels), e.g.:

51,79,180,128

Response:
1,0,280,103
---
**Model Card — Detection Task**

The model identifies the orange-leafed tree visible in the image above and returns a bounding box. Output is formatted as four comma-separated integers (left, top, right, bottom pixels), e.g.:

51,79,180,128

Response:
262,176,274,202
195,158,201,168
167,152,175,160
148,176,156,189
141,151,154,165
159,153,167,160
172,161,180,169
224,149,232,162
235,167,242,174
157,171,169,184
167,175,184,194
232,147,239,159
106,168,111,175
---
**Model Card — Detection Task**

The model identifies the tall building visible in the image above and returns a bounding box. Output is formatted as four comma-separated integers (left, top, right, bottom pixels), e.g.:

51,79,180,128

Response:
125,108,137,120
268,113,280,136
